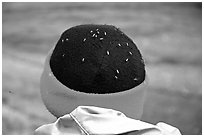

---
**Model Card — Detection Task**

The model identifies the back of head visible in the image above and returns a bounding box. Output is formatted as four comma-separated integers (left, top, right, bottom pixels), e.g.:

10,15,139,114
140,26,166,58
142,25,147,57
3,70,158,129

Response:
40,24,147,119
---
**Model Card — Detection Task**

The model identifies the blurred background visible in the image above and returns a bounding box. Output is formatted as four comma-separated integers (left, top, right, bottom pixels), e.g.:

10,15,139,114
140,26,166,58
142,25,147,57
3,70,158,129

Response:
2,2,202,135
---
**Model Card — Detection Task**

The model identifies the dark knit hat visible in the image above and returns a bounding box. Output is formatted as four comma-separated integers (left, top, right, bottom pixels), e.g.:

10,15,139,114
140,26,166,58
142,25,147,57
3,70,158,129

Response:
50,24,145,94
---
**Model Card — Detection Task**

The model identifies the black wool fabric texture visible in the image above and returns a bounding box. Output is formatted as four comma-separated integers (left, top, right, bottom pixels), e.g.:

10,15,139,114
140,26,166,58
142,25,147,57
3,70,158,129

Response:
50,24,145,94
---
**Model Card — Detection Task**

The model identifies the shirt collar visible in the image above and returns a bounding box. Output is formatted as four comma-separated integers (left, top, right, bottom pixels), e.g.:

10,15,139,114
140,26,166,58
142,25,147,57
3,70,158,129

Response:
70,106,159,135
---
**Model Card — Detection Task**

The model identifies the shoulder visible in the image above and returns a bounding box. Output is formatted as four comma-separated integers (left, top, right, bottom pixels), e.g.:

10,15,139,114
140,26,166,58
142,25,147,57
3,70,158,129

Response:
156,122,181,135
34,123,54,135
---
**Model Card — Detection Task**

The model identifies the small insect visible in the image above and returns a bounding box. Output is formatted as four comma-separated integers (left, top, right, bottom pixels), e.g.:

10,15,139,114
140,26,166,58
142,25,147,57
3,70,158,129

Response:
116,69,120,74
83,38,86,42
104,32,107,36
129,51,133,55
92,34,96,37
126,43,129,46
118,44,121,47
134,77,138,81
62,39,64,42
90,30,93,33
107,51,110,55
99,38,104,40
66,38,69,41
125,58,129,62
82,58,85,62
115,76,118,79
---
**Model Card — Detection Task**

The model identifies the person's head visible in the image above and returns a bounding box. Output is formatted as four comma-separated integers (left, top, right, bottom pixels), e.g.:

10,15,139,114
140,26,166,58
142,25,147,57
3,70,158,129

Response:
40,24,147,119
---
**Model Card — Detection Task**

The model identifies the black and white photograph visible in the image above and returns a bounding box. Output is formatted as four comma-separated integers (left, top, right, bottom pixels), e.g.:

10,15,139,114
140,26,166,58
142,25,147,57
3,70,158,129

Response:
2,2,202,135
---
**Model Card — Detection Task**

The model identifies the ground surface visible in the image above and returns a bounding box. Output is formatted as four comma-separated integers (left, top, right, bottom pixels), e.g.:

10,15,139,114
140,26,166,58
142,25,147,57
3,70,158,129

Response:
2,2,202,135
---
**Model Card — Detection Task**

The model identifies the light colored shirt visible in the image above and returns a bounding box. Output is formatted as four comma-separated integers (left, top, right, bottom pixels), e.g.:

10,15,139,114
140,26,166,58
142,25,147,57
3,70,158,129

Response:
35,106,181,135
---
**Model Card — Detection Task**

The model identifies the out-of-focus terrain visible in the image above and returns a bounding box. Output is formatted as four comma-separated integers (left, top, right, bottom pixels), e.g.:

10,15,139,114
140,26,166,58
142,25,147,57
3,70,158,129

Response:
2,2,202,135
